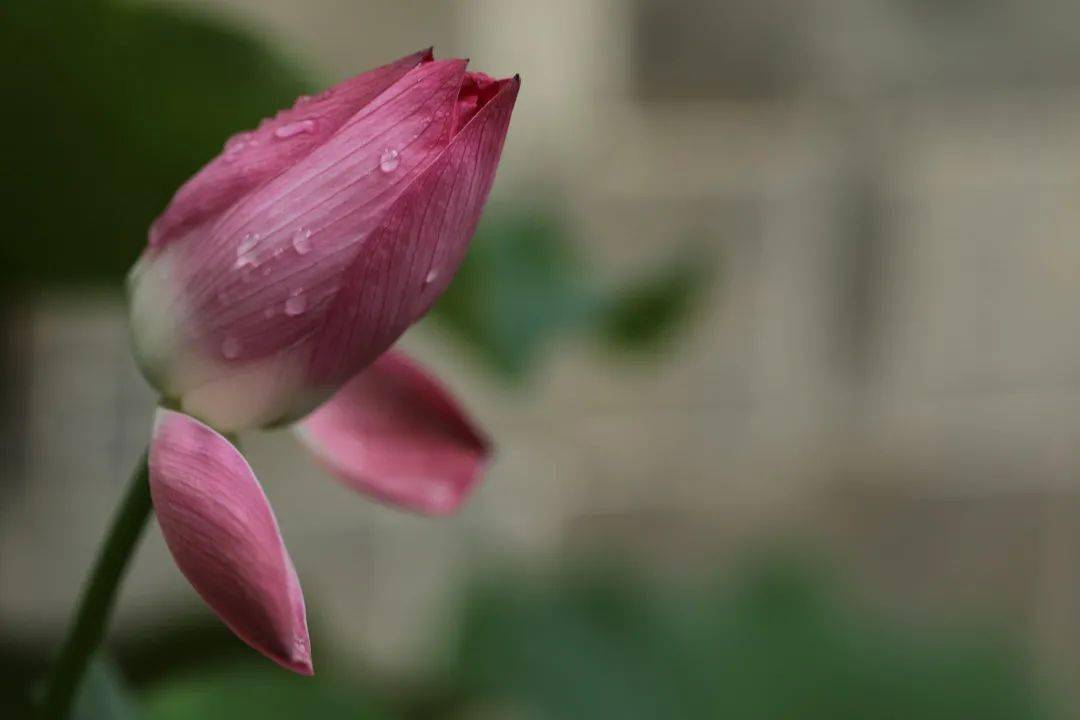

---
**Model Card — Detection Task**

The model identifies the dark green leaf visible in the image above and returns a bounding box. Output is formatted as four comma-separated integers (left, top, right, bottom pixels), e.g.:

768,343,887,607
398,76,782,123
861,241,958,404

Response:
595,243,716,353
0,0,311,287
428,207,599,380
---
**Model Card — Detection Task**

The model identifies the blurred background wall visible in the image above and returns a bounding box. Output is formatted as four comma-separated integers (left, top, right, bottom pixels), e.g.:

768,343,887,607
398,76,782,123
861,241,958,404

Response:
5,0,1080,717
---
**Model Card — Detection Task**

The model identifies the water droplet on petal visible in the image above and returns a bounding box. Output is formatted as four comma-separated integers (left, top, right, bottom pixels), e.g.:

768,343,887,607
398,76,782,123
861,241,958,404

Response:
235,233,262,268
237,232,261,256
379,148,400,173
285,291,307,317
224,131,253,153
222,131,254,162
274,119,317,139
424,268,439,286
221,336,242,359
292,227,313,255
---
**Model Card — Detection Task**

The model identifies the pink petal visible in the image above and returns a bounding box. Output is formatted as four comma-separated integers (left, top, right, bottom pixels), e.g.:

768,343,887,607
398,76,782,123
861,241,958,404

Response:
177,58,471,366
296,350,492,516
149,48,433,248
149,409,312,674
307,74,520,385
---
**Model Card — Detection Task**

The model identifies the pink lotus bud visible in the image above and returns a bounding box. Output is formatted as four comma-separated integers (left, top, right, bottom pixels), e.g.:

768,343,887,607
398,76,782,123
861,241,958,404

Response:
128,50,519,432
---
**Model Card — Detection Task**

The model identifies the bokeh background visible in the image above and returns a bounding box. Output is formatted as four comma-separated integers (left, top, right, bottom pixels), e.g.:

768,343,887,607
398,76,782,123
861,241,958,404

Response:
4,0,1080,717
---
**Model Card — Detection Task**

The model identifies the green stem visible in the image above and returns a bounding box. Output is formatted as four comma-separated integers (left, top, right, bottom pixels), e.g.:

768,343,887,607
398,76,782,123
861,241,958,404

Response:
39,450,153,719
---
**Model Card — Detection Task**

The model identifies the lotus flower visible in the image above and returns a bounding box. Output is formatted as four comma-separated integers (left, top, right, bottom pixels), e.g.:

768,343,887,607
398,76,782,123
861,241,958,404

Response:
130,49,517,674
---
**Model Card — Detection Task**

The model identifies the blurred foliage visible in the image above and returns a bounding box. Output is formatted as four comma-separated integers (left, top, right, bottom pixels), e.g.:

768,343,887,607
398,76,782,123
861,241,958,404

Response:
445,558,1054,719
0,0,311,286
16,556,1048,720
429,209,597,379
142,665,389,720
430,207,715,380
595,243,715,353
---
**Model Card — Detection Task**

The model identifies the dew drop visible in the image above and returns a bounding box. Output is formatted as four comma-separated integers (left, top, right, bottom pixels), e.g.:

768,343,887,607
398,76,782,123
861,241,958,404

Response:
223,131,253,153
221,336,242,359
424,268,439,286
235,232,262,268
379,148,400,173
285,291,307,317
274,119,317,139
293,632,309,657
237,232,261,256
292,227,313,255
222,131,254,162
235,254,258,270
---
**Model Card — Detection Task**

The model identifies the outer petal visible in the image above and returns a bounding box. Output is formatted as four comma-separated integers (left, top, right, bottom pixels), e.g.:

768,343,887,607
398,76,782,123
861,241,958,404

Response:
307,74,521,386
149,48,433,248
130,58,471,430
296,350,491,516
149,408,312,674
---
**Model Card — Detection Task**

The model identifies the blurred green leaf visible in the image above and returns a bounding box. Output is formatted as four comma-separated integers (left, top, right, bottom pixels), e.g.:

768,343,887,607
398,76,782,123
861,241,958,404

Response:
142,664,389,720
429,207,716,380
0,0,310,287
429,208,598,380
447,558,1056,720
595,243,716,353
451,568,683,719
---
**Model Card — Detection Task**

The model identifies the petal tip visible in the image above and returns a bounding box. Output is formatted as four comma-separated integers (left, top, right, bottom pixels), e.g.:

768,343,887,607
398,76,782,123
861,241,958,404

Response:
281,643,314,676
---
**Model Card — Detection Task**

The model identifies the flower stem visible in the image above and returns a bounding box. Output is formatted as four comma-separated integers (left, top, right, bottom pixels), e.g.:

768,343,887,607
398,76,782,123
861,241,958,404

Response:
39,449,153,719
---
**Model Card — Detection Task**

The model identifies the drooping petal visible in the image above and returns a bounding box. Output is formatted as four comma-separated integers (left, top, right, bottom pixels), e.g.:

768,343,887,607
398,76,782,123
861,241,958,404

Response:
149,408,312,674
149,48,433,249
307,74,521,386
296,350,491,515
